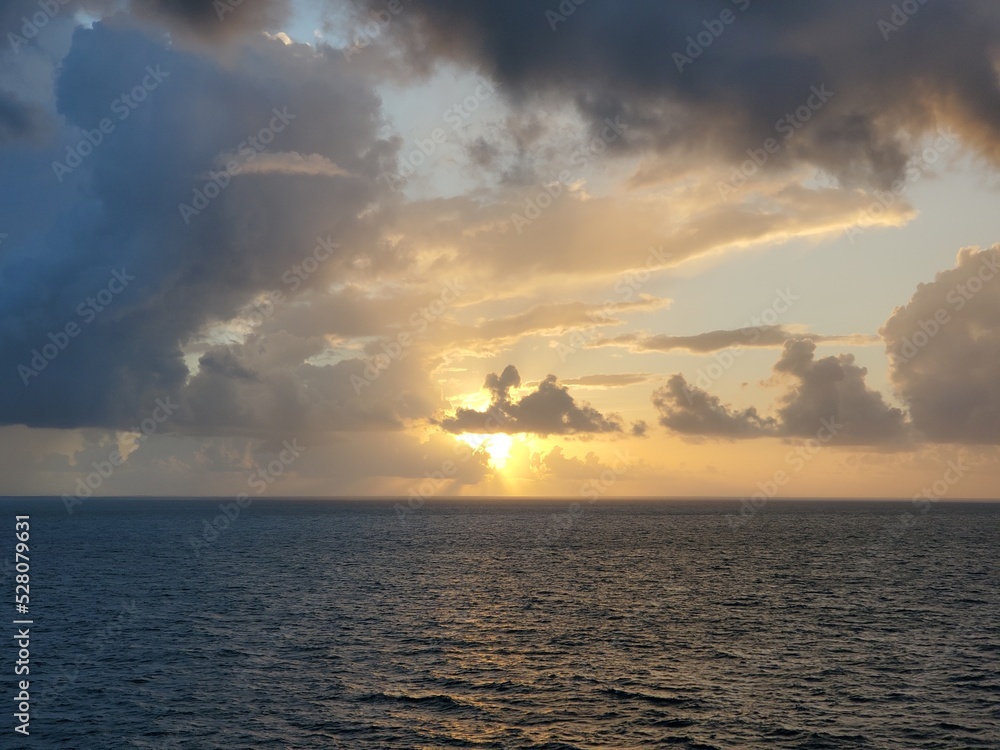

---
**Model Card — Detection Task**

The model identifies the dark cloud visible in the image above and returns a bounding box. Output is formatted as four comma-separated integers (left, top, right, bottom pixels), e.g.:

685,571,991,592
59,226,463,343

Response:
177,339,442,438
0,91,53,146
345,0,1000,186
0,22,396,430
128,0,291,38
439,365,623,436
654,340,907,444
466,136,499,168
772,339,907,443
1,0,290,48
653,373,776,439
197,349,259,381
881,245,1000,443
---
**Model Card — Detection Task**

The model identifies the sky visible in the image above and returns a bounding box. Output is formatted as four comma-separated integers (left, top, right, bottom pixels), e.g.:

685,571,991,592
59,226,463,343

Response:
1,0,999,500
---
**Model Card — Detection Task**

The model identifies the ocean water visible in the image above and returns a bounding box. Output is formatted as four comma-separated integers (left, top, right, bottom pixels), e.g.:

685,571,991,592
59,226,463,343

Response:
3,498,999,749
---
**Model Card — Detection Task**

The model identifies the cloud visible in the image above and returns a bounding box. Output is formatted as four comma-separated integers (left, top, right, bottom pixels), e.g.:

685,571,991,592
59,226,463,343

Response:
129,0,293,42
175,331,447,438
654,340,907,444
0,21,397,431
433,295,669,352
653,246,1000,447
654,373,776,439
557,373,656,388
438,365,624,436
347,0,1000,186
772,339,907,443
594,326,877,353
0,0,292,49
881,244,1000,443
197,349,259,382
381,182,905,288
0,90,53,145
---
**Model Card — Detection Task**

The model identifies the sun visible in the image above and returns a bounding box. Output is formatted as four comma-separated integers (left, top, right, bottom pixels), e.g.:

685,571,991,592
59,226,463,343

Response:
457,433,514,470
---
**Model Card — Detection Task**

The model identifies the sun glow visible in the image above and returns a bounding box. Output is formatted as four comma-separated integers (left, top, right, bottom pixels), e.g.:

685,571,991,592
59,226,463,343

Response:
458,433,514,470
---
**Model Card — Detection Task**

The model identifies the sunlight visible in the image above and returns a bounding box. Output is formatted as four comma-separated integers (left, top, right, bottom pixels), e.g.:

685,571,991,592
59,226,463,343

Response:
457,433,514,470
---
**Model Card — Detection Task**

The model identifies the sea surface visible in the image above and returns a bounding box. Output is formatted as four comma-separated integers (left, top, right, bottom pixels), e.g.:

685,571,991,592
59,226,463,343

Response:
2,498,999,749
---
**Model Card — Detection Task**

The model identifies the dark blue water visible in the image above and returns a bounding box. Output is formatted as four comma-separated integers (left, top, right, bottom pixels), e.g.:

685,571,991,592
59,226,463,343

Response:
2,498,998,748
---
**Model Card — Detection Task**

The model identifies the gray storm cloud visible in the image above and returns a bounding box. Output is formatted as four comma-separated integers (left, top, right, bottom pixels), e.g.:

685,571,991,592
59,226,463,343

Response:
1,0,292,45
0,21,398,430
344,0,1000,187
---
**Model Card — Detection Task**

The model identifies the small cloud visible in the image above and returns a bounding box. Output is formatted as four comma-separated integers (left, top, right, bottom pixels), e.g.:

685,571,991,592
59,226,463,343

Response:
541,373,656,389
653,374,777,439
438,365,624,436
264,31,294,45
594,326,877,353
217,151,350,178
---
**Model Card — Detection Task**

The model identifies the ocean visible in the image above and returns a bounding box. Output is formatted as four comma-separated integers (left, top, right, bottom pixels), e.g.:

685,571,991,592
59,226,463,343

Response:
2,498,998,748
